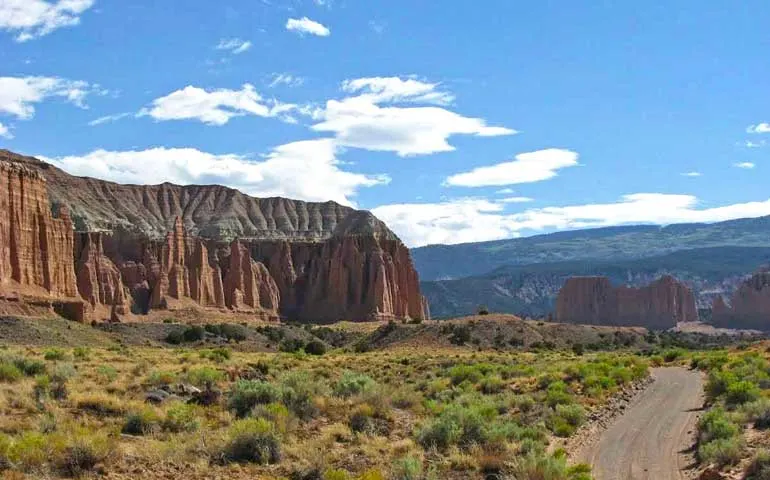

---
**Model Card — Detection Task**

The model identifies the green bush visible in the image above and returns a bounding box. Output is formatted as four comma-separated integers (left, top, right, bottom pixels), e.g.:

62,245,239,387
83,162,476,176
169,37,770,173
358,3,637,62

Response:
278,371,325,420
218,418,281,465
10,356,46,376
0,363,22,383
511,452,592,480
698,409,739,444
725,380,761,406
183,325,206,342
391,455,423,480
200,348,231,363
304,340,326,356
278,338,305,353
165,330,183,345
228,380,280,418
43,348,68,361
122,409,161,436
186,366,224,387
97,365,118,382
162,403,199,433
698,437,743,466
333,371,376,398
72,347,90,361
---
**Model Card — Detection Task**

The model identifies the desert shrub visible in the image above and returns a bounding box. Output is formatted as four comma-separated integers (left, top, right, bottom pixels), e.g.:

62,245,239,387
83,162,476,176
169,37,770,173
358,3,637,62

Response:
228,380,280,418
333,371,376,398
162,403,199,433
11,356,46,377
44,348,68,361
348,403,389,435
743,399,770,429
391,455,422,480
572,343,585,356
662,349,684,363
56,434,114,477
478,374,505,394
511,452,592,480
746,451,770,480
546,382,574,407
122,408,161,436
218,418,281,465
165,330,184,345
72,347,90,361
186,366,224,387
183,325,206,342
278,338,305,353
698,409,739,444
477,305,489,315
323,469,351,480
304,340,326,356
206,323,248,342
278,371,325,420
200,348,231,363
725,380,761,406
97,365,118,382
390,387,422,410
0,363,22,383
706,370,737,400
251,403,294,434
75,393,126,416
147,370,177,387
448,364,484,386
698,437,743,466
416,403,500,451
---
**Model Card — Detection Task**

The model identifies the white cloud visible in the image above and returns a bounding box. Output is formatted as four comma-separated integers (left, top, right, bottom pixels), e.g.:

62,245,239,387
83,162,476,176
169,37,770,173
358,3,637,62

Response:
311,77,514,156
88,112,130,126
495,188,515,194
743,140,766,148
747,123,770,134
734,162,756,169
0,76,97,119
374,193,770,247
368,20,385,34
0,0,94,41
0,122,12,139
497,196,534,203
44,140,388,207
138,84,297,125
268,73,304,88
681,171,702,177
286,16,330,36
445,149,578,187
215,38,251,54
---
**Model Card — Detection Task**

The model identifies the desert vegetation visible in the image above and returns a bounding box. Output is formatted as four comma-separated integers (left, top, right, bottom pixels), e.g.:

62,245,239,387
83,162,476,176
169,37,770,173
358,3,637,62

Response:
0,317,661,479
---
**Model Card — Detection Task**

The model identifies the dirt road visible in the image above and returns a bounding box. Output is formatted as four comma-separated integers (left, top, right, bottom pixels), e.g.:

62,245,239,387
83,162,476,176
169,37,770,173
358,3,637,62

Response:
577,367,704,480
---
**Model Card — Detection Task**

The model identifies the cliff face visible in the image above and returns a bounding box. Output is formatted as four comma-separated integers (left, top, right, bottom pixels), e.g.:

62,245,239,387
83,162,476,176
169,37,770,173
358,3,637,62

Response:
0,150,428,323
0,161,79,299
711,270,770,330
555,275,697,329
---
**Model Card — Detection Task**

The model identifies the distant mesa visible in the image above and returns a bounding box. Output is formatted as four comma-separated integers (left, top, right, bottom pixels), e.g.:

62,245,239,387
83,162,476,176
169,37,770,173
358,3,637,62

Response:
0,149,429,323
711,269,770,331
555,275,698,330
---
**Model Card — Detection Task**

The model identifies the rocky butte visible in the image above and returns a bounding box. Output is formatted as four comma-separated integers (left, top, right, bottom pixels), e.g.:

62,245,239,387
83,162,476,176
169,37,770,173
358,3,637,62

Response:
0,149,429,323
555,275,698,329
711,269,770,331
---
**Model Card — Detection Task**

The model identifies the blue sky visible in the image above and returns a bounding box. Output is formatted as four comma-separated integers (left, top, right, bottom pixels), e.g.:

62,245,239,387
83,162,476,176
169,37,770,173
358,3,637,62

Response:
1,0,770,246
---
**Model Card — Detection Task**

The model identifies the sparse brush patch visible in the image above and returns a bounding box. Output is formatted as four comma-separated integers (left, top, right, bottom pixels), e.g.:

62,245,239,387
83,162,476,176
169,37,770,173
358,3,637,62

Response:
162,403,199,433
43,348,68,362
185,366,224,387
698,436,743,466
75,393,127,417
122,408,161,436
200,347,231,363
146,370,177,387
390,455,423,480
96,365,118,383
746,450,770,480
228,380,280,418
0,363,22,383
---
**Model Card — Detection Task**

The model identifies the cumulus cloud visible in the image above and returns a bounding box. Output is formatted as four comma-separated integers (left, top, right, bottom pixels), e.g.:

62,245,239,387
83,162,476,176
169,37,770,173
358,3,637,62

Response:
445,149,578,187
681,171,702,177
734,162,756,169
138,84,297,125
0,122,12,139
374,193,770,247
311,77,514,156
44,139,389,206
497,196,534,203
0,76,98,119
743,140,766,148
215,38,251,54
268,73,305,88
286,17,330,36
747,123,770,134
0,0,94,41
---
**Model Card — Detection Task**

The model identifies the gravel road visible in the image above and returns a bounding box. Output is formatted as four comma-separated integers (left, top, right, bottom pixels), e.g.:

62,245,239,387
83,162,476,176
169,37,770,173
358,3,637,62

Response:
577,367,704,480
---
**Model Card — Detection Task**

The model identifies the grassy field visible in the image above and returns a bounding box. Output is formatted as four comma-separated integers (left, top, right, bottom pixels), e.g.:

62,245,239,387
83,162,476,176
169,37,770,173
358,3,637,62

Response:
0,316,765,479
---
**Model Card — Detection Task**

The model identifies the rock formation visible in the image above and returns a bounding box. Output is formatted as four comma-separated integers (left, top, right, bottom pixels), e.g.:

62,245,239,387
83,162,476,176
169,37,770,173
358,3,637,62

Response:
0,149,428,323
555,275,697,329
711,269,770,330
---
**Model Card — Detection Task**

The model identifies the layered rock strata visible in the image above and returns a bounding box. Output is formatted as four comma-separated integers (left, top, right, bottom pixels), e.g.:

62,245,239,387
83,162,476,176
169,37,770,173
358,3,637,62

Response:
555,275,697,329
0,150,428,323
711,270,770,330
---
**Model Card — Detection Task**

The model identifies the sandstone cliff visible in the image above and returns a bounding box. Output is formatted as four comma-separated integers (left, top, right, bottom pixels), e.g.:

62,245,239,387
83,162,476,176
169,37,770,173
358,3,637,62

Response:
555,275,697,329
711,269,770,330
0,149,428,323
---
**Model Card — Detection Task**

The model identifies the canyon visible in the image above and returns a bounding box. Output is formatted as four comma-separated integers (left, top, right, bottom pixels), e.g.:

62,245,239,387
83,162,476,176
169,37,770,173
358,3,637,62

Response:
555,275,698,329
711,269,770,330
0,150,428,323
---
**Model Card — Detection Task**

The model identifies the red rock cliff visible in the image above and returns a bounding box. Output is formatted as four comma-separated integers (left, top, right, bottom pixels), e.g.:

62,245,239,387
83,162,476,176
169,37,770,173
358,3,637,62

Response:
0,150,427,323
711,270,770,330
0,160,78,299
555,275,697,329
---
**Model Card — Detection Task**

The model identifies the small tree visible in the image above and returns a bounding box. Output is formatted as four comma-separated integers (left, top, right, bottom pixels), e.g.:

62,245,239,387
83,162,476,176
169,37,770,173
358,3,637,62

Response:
477,305,490,316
